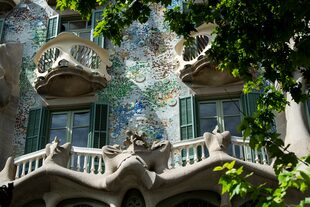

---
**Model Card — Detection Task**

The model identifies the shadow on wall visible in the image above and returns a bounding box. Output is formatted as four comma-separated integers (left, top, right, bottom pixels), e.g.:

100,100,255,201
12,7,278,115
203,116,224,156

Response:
0,43,23,169
3,1,50,158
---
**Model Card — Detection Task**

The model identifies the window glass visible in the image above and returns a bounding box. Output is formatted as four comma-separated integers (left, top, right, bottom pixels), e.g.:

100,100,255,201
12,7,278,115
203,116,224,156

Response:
49,129,67,144
61,19,91,39
51,113,67,128
199,118,217,135
223,100,240,115
73,112,89,126
199,102,217,117
49,110,90,147
198,99,241,136
224,116,241,136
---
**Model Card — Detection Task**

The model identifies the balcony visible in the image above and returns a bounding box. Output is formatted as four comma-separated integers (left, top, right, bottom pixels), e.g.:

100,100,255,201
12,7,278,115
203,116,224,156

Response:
175,24,242,94
0,131,276,206
9,135,269,180
33,32,112,97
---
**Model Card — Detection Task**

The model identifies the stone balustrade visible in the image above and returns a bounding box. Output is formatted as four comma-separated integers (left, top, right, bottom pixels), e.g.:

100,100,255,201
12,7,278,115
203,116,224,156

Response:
70,146,104,174
12,136,269,180
14,149,46,179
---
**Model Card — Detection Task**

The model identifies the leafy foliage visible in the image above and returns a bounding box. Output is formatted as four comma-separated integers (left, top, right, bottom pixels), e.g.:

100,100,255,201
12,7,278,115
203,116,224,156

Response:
214,159,310,207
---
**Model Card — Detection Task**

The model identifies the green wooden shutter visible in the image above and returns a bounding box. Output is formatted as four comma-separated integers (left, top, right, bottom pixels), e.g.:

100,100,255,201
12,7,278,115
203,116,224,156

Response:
179,96,196,140
0,19,4,42
25,107,48,154
89,103,109,148
91,10,104,48
46,14,60,41
241,92,260,116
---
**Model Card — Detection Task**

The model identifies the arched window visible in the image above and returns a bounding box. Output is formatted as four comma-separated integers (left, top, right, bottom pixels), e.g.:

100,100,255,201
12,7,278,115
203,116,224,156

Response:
23,199,45,207
175,199,217,207
122,189,146,207
157,190,220,207
57,198,109,207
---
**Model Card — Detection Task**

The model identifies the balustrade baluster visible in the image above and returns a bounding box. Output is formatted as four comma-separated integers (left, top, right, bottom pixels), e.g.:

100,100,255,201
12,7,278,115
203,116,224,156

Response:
70,154,75,170
91,155,95,174
83,155,88,173
232,144,236,157
98,156,103,174
193,145,198,163
201,144,206,160
28,159,33,173
239,145,244,160
261,148,267,164
35,157,39,170
15,164,20,179
186,147,190,166
254,149,259,163
21,162,26,177
77,155,81,172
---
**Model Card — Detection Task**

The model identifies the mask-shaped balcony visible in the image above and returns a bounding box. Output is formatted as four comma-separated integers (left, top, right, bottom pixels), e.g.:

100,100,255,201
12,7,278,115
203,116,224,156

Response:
175,24,242,94
34,33,112,97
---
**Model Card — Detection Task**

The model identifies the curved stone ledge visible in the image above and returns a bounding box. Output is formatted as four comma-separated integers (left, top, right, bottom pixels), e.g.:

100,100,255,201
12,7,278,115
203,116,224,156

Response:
35,66,108,97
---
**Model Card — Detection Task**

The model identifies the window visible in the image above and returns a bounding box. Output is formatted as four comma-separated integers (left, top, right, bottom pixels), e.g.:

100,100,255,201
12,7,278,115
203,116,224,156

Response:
49,110,90,147
179,92,259,140
0,18,4,42
46,10,104,47
198,99,242,136
25,103,108,154
60,17,92,40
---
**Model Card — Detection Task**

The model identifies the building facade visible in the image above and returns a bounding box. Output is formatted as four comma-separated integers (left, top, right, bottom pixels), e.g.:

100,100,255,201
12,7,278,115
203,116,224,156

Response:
0,0,309,206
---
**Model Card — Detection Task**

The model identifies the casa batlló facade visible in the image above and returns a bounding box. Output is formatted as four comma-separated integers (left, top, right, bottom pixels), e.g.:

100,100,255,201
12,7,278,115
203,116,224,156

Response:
0,0,309,206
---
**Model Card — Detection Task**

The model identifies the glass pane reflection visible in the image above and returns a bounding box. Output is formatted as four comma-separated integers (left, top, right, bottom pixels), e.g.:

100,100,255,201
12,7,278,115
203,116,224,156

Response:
51,114,67,128
73,112,90,126
72,127,89,147
199,102,217,117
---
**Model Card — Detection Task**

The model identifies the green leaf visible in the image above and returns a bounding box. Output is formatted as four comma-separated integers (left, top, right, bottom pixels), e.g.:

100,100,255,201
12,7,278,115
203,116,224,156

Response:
213,166,224,171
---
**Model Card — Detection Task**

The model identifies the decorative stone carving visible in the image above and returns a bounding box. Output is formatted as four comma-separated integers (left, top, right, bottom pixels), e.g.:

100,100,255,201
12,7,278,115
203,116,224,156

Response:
102,130,171,175
44,137,72,167
204,127,231,155
0,157,16,183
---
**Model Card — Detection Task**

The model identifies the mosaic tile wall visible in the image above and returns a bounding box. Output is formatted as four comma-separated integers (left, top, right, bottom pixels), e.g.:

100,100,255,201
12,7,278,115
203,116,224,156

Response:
4,0,190,155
